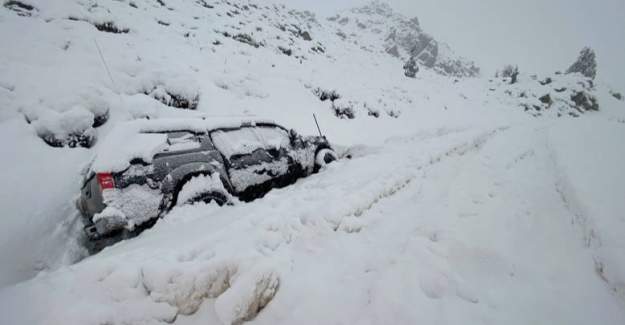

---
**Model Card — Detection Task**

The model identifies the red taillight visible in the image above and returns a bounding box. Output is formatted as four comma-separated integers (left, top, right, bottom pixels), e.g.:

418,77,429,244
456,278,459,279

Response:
97,173,115,190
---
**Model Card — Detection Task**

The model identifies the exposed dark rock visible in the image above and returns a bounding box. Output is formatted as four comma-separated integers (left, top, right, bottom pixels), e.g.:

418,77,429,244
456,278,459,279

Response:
566,47,597,79
300,31,312,41
571,91,599,111
610,91,623,101
539,94,552,106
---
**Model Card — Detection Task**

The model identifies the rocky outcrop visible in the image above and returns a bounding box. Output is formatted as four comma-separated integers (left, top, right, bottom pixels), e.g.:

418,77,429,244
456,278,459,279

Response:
566,47,597,79
327,1,480,78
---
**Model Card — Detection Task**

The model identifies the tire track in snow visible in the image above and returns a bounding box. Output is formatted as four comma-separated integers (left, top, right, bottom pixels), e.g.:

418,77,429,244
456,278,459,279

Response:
544,129,625,303
335,126,509,231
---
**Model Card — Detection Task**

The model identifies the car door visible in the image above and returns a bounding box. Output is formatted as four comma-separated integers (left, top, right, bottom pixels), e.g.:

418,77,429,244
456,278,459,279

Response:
210,125,293,196
151,131,217,180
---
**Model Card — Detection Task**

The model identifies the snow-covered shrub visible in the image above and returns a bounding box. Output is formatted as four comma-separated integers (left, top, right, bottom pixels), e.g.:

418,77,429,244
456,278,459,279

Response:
364,102,380,118
403,57,418,78
331,99,356,119
232,33,262,48
3,0,37,17
501,65,519,84
278,46,292,56
33,107,97,148
144,85,199,110
566,47,597,79
312,87,340,102
68,17,129,34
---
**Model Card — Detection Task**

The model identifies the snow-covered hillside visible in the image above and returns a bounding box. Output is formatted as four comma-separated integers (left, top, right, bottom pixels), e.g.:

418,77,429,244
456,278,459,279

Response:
1,0,624,324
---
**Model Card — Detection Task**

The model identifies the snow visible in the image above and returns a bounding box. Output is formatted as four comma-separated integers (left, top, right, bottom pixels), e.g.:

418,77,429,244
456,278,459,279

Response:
1,0,625,324
95,184,163,228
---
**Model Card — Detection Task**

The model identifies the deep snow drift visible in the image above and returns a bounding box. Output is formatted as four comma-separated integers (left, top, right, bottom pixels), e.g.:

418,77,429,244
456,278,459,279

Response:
1,0,624,324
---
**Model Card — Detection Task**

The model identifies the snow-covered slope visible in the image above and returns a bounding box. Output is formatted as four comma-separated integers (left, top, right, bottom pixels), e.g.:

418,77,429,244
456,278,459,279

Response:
1,0,625,324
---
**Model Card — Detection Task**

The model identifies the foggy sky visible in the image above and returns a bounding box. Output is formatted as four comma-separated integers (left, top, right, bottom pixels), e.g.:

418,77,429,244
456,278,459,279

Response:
280,0,625,91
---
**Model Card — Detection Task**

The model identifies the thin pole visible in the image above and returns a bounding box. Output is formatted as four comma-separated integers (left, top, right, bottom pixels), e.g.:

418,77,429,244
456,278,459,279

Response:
94,39,116,90
313,113,323,137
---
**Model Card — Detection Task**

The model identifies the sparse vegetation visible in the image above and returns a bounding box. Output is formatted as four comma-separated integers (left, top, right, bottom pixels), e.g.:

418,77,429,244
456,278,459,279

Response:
3,0,36,16
403,57,418,78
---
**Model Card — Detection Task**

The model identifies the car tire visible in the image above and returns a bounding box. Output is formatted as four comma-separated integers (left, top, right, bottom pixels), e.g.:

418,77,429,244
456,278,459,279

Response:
315,148,338,170
176,174,229,207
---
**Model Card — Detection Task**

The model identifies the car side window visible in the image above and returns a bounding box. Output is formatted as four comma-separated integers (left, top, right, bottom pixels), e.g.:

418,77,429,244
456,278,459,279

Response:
161,131,202,153
211,126,289,158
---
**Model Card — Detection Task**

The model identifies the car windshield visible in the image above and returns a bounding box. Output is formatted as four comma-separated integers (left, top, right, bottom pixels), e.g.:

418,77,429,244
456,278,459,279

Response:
211,126,289,158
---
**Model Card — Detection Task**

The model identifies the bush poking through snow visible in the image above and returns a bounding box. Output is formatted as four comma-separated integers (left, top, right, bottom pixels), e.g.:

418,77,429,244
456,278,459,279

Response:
232,33,262,48
92,108,110,128
501,65,519,84
331,100,356,119
94,21,130,34
33,108,97,148
3,0,36,16
610,91,623,101
312,87,340,102
144,85,200,110
566,47,597,80
278,46,292,56
403,57,418,78
67,17,130,34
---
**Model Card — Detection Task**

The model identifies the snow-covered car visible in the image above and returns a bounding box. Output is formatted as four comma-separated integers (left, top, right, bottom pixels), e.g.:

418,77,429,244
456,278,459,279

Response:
77,119,337,246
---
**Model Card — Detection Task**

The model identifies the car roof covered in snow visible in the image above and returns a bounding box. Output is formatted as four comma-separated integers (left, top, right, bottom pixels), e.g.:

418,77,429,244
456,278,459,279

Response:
91,118,279,173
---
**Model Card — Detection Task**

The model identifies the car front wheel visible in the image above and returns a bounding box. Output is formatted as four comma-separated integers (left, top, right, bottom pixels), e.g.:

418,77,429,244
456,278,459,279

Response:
315,148,338,170
176,174,229,207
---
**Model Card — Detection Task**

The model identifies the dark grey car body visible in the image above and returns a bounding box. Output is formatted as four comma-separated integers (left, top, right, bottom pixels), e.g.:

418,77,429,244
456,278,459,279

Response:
77,121,336,247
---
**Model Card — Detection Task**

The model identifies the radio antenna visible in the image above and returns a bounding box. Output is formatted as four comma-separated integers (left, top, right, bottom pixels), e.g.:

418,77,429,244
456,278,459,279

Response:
313,113,323,137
